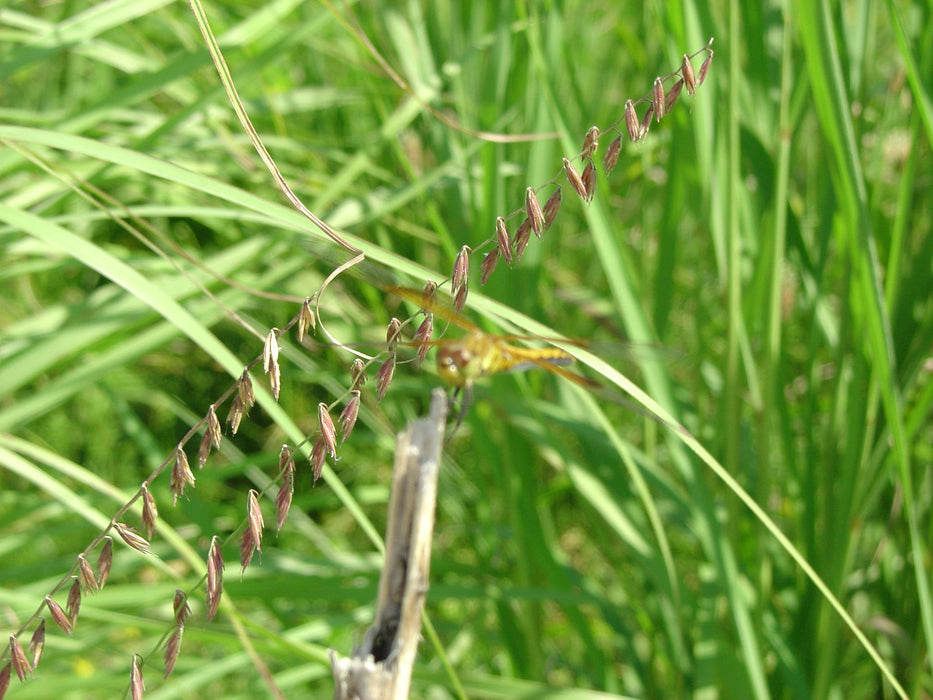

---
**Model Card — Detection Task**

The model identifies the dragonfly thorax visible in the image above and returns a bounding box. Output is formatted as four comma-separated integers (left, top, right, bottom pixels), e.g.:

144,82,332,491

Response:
436,342,474,387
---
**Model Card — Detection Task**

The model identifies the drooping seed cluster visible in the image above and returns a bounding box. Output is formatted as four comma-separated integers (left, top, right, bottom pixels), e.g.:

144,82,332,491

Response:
0,39,712,700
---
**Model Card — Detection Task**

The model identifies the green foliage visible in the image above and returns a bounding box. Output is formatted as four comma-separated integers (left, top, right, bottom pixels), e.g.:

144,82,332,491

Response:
1,1,931,698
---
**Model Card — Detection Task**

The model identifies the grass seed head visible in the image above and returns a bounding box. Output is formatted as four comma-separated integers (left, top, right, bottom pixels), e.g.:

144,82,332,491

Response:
114,522,152,554
513,218,533,262
310,435,327,482
338,391,361,444
97,537,113,589
603,136,622,175
581,161,597,201
172,590,191,626
495,216,512,265
142,487,158,540
665,78,684,113
652,77,666,121
66,579,81,625
414,317,433,365
682,53,696,95
28,620,45,668
131,654,145,700
77,554,99,594
624,99,639,141
562,158,587,201
9,635,32,682
206,537,224,621
44,596,72,635
375,353,396,403
297,298,316,343
163,626,182,679
543,188,562,230
581,125,600,158
276,459,294,533
385,317,402,353
318,403,337,458
350,358,367,390
525,187,545,236
170,448,195,505
480,248,499,286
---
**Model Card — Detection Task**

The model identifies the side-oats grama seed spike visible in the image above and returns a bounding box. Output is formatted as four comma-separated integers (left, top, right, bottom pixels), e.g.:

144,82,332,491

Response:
66,578,81,625
28,620,45,668
581,161,597,202
318,403,337,459
163,626,182,679
44,596,72,635
385,317,402,353
495,216,512,265
414,317,433,365
480,248,499,286
653,77,666,121
454,285,469,313
338,391,361,444
1,663,12,697
206,536,224,622
350,358,366,390
451,245,470,294
697,50,713,86
525,187,545,236
603,135,623,175
624,100,639,142
297,298,316,343
276,459,294,533
238,370,255,408
142,486,158,540
562,158,587,201
77,554,99,593
246,490,264,554
173,590,191,626
114,522,152,554
207,405,222,448
376,353,396,403
513,218,533,262
310,436,327,483
9,635,32,681
131,654,145,700
240,526,257,572
278,444,293,472
639,104,654,141
198,430,212,468
228,394,245,435
682,53,696,96
666,78,684,113
543,189,561,230
581,125,600,159
97,537,113,589
170,448,195,506
262,329,279,374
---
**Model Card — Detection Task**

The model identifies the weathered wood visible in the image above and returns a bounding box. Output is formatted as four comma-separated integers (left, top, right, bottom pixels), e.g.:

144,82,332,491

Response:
331,389,447,700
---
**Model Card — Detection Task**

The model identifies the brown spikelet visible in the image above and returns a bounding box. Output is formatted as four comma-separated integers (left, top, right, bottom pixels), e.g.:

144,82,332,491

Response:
164,626,182,679
142,487,158,540
414,317,433,365
665,78,684,113
97,537,113,589
77,554,99,593
451,246,470,294
0,662,10,698
421,280,437,303
28,620,45,668
9,635,32,681
66,578,81,625
525,187,545,236
638,104,654,141
173,590,191,626
276,454,294,533
297,298,316,343
114,522,152,554
206,536,224,622
376,353,396,403
318,403,337,458
581,125,600,158
480,248,499,286
44,596,72,635
227,394,245,435
263,329,281,400
237,370,255,408
246,490,264,555
542,189,561,231
697,50,713,86
495,216,512,265
652,77,666,121
603,135,623,175
310,435,327,483
562,158,587,201
350,358,366,390
624,100,639,142
454,284,469,313
239,525,257,572
581,161,597,202
513,218,533,262
170,448,195,506
131,654,145,700
385,317,402,353
338,391,361,444
682,53,696,96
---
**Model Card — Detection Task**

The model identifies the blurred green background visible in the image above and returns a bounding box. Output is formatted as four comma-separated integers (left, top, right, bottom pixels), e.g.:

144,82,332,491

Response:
1,1,930,698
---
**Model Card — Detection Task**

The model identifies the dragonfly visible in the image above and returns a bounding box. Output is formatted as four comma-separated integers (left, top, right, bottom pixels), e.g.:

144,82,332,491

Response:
389,287,602,420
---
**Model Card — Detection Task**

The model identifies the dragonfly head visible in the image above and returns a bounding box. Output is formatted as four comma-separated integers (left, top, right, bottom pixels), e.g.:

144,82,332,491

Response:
436,343,473,387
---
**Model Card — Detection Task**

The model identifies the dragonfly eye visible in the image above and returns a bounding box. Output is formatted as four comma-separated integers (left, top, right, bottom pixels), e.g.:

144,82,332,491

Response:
437,345,471,386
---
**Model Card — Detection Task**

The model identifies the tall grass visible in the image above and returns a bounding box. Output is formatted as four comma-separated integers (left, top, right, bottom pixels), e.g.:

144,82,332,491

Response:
1,1,930,698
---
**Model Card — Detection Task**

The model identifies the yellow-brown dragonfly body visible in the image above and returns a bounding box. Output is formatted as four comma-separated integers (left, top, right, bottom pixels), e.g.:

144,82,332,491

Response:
391,287,599,394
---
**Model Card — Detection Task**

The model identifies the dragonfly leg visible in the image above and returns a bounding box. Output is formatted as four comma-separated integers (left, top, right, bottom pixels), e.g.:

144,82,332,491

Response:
446,385,473,438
